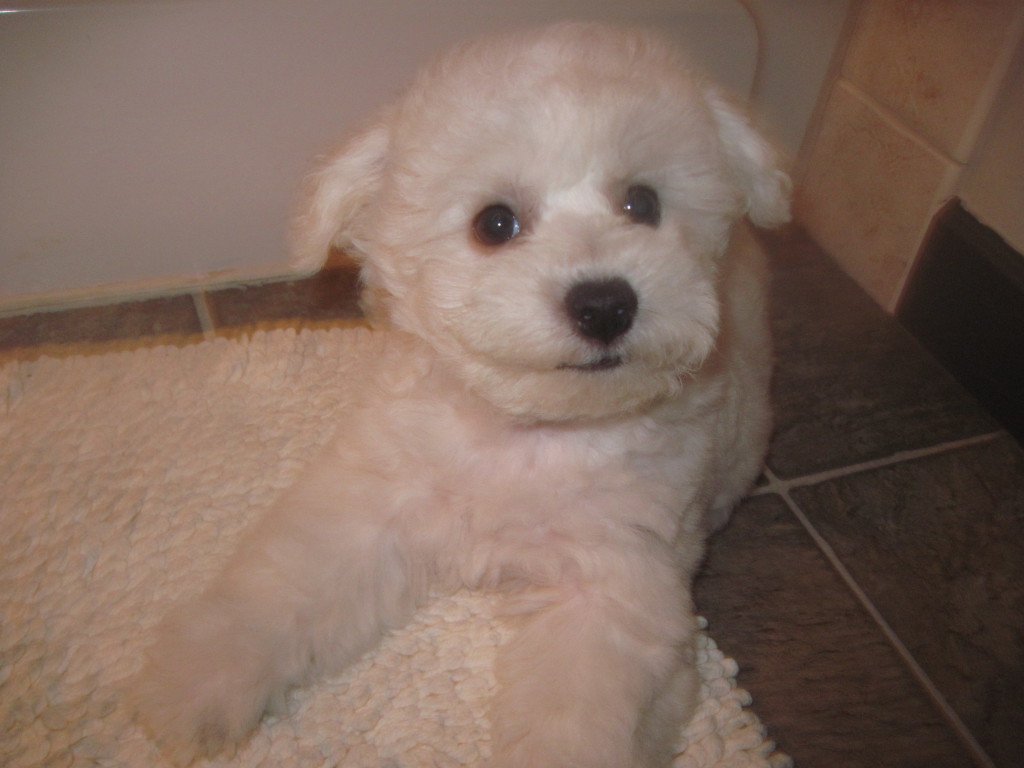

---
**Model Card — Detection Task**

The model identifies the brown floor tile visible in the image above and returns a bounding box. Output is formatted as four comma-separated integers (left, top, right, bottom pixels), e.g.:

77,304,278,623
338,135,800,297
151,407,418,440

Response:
791,436,1024,768
205,266,362,328
695,495,975,768
762,227,998,479
0,295,203,357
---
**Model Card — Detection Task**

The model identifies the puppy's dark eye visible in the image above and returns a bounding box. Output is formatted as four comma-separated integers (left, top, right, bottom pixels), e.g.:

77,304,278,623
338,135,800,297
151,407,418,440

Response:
473,204,521,246
622,185,661,227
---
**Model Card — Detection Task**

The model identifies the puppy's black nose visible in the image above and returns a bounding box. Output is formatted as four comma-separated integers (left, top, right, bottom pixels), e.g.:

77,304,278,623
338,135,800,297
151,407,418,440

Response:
564,277,638,345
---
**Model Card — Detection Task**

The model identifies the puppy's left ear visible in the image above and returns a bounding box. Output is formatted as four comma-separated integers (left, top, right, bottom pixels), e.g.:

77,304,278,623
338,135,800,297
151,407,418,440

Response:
704,87,791,228
290,120,390,272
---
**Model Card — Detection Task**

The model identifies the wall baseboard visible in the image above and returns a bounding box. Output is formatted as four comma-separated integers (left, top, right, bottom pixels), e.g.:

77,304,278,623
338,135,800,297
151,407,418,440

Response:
898,199,1024,444
0,263,308,319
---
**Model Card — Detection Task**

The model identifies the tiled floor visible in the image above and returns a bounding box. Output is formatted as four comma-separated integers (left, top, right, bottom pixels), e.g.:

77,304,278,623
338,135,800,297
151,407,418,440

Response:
0,265,363,361
696,230,1022,768
2,229,1021,767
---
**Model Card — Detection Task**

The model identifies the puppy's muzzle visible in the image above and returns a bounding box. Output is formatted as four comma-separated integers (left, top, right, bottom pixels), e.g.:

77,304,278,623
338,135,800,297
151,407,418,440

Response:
564,277,638,346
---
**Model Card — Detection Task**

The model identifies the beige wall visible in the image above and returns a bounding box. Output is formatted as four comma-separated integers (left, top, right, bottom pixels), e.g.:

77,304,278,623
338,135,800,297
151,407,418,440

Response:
0,0,855,313
742,0,855,157
2,0,759,311
796,0,1024,312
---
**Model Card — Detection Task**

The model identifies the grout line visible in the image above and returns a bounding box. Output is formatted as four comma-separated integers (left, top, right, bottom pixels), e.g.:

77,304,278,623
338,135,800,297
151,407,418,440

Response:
191,291,218,340
835,79,963,169
752,431,1005,497
767,468,998,768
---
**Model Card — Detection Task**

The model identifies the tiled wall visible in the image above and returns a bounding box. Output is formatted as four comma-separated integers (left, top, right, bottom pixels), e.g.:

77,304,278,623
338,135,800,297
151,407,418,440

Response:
796,0,1024,312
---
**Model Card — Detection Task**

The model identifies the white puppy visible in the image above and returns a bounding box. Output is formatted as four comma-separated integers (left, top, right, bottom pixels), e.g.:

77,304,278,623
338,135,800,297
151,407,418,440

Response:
135,22,789,767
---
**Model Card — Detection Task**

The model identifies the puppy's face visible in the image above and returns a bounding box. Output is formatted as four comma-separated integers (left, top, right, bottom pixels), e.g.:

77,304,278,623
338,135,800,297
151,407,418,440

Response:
294,24,789,422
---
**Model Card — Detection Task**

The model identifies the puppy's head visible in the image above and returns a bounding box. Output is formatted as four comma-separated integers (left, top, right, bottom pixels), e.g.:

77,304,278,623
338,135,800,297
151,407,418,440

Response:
293,23,789,422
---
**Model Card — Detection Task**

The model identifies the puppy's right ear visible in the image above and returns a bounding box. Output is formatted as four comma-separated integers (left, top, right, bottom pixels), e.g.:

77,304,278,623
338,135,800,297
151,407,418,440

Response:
290,121,390,272
703,86,791,229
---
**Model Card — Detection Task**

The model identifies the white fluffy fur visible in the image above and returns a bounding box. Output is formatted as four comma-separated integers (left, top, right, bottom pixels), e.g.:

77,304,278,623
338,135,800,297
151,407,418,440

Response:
135,22,789,768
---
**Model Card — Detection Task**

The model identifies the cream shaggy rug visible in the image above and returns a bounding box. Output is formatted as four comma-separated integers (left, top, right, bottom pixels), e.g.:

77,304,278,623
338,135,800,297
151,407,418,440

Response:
0,328,789,768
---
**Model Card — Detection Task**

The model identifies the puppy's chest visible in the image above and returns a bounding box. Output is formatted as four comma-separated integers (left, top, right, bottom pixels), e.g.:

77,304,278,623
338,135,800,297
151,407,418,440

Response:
443,417,697,530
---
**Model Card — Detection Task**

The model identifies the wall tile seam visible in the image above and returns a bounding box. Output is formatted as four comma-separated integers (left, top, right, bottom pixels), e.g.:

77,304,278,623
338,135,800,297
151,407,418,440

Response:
951,3,1024,168
838,2,1024,166
832,78,962,171
792,0,862,182
814,78,967,310
802,3,1024,202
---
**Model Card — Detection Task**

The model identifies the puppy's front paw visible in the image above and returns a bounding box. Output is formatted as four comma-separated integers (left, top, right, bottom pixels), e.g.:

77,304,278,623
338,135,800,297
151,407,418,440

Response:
132,601,280,764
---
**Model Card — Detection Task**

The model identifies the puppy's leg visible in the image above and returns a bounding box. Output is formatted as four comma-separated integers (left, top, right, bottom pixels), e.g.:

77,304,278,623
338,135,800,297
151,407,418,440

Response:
490,541,696,768
134,460,432,762
634,656,700,767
